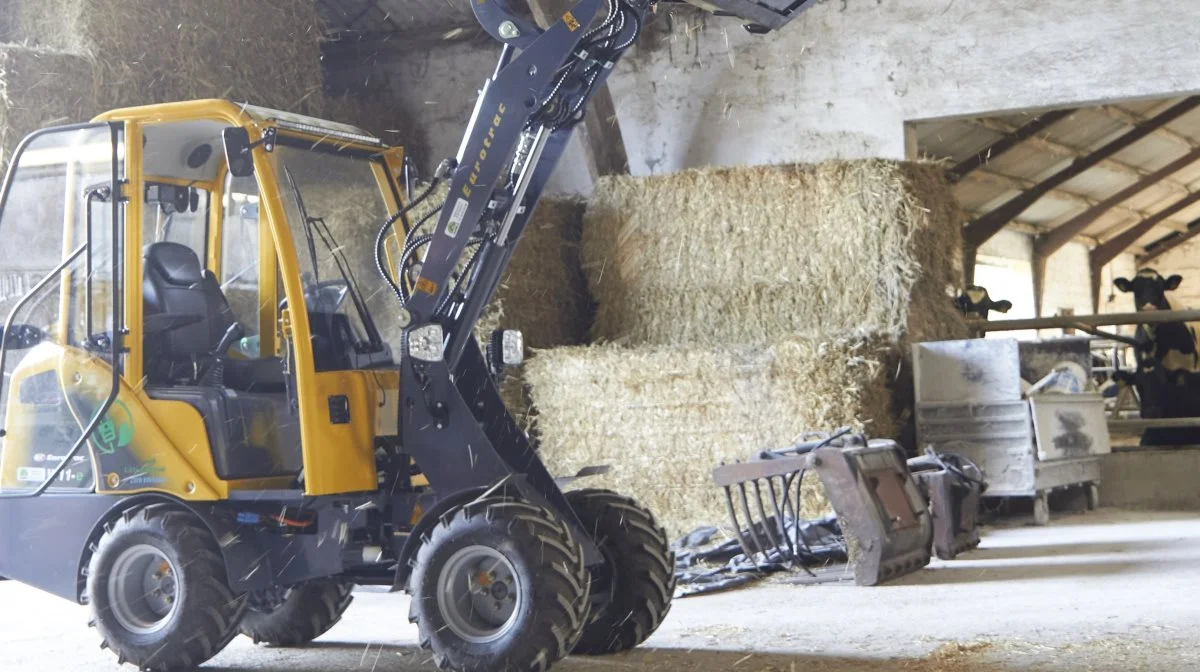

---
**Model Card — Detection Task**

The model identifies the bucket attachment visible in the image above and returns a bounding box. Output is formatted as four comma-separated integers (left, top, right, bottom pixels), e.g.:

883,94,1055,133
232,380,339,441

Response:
712,431,934,586
908,450,985,560
810,440,933,586
680,0,819,33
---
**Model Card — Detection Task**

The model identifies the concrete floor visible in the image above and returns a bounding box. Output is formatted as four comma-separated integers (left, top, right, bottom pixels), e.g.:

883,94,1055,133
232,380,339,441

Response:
3,509,1199,671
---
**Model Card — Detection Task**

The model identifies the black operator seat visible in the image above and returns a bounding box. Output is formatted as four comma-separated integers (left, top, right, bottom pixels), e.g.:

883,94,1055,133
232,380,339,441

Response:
142,241,285,392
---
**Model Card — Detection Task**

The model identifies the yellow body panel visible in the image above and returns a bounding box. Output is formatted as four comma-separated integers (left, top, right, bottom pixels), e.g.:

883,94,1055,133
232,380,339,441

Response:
298,371,394,495
0,343,221,500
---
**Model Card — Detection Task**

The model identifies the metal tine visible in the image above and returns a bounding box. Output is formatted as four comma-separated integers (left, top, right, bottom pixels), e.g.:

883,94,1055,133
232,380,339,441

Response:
768,475,810,574
722,484,756,561
751,479,785,560
737,481,770,560
793,468,818,561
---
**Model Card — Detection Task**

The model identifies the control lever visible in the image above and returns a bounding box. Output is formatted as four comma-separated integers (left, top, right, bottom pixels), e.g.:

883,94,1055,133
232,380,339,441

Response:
213,322,245,356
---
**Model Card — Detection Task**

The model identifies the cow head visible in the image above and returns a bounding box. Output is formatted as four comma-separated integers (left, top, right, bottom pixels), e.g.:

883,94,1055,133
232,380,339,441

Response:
955,285,1012,320
1114,269,1182,311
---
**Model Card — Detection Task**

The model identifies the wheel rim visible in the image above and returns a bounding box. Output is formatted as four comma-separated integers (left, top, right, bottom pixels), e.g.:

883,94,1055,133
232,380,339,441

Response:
436,546,522,644
107,544,181,635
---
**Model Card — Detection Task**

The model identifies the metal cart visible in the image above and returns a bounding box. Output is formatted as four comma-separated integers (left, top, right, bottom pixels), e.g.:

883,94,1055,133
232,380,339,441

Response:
914,339,1110,525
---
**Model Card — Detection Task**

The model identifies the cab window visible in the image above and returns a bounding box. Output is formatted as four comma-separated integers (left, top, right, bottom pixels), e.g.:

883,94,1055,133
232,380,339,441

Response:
142,183,210,261
220,175,261,339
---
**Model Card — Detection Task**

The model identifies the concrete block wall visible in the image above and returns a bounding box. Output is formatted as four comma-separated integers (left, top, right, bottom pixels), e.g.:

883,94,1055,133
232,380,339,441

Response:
1102,449,1200,510
1147,239,1200,311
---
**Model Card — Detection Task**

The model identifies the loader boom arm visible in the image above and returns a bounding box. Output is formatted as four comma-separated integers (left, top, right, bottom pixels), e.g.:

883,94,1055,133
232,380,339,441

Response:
401,0,638,368
391,1,812,562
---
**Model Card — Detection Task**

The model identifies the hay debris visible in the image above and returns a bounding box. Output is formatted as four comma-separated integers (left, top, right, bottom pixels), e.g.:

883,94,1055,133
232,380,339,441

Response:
0,45,95,164
584,160,968,346
526,336,899,536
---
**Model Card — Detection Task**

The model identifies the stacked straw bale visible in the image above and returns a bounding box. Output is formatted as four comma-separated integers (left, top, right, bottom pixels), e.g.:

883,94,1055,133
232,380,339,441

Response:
527,337,899,535
0,0,411,158
583,161,967,346
527,160,967,536
0,0,325,114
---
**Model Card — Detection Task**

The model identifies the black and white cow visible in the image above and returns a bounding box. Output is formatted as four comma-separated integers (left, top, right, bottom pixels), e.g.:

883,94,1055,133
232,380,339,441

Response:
955,285,1012,320
1113,268,1200,445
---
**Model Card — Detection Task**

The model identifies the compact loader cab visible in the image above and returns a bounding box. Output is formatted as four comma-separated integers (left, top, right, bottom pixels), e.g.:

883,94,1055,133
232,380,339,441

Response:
0,101,404,503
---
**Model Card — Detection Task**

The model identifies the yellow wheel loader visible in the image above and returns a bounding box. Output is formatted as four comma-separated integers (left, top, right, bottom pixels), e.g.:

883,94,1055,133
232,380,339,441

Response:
0,2,810,671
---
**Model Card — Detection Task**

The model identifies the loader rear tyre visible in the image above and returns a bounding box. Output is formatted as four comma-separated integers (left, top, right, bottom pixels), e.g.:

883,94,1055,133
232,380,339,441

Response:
566,489,675,655
86,505,247,672
240,580,353,646
407,496,591,672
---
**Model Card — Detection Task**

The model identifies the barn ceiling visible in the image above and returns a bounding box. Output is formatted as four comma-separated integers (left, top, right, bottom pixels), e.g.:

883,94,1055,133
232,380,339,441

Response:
914,97,1200,264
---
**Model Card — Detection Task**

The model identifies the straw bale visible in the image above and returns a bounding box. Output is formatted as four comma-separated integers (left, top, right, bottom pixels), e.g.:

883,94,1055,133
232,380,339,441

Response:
0,0,326,116
525,336,900,536
0,45,94,164
584,160,968,346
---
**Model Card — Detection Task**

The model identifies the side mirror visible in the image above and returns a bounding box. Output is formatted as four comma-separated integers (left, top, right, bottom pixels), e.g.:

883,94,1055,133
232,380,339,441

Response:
222,127,256,178
0,324,47,350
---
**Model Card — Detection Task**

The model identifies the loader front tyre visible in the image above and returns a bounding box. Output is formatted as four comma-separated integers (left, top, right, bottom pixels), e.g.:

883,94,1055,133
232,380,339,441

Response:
86,505,246,672
240,580,353,646
408,496,591,672
566,489,675,655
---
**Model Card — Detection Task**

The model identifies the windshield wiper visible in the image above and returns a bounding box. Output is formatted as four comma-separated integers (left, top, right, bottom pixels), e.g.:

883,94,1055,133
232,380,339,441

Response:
281,163,384,351
283,165,321,285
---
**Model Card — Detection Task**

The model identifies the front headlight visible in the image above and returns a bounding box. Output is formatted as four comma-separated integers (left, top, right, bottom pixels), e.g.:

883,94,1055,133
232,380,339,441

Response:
501,330,524,367
407,324,444,362
487,329,524,374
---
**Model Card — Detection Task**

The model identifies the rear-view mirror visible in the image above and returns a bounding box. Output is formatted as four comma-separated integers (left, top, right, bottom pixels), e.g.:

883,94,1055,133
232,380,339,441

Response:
222,127,255,178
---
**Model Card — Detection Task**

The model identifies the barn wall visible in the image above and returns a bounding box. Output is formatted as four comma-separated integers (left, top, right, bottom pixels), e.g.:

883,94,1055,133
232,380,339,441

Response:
341,38,595,194
606,0,1200,177
977,229,1137,320
1148,239,1200,312
366,0,1200,195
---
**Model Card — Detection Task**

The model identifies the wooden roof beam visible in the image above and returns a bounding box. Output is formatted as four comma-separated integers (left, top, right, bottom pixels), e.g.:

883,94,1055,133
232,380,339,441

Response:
1092,189,1200,267
946,108,1076,183
1098,105,1200,149
1139,217,1200,265
1034,145,1200,257
970,117,1190,195
962,169,1189,226
963,96,1200,248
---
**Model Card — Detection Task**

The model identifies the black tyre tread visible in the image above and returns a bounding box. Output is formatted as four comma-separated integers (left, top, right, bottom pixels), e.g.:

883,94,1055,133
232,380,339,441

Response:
567,489,676,656
87,504,247,672
407,496,591,672
240,580,354,646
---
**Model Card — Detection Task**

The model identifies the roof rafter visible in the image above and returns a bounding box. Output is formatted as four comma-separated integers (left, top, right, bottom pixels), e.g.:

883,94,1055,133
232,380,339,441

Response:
1139,217,1200,265
963,96,1200,248
1034,145,1200,257
962,169,1188,226
946,108,1076,183
968,117,1191,195
1098,105,1200,149
1092,189,1200,267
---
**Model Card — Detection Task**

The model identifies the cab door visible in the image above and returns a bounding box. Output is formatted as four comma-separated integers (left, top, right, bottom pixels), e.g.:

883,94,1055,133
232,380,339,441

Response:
0,123,125,494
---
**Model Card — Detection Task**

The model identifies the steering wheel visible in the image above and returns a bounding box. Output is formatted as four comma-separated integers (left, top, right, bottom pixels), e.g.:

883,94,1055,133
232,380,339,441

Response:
303,278,351,314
